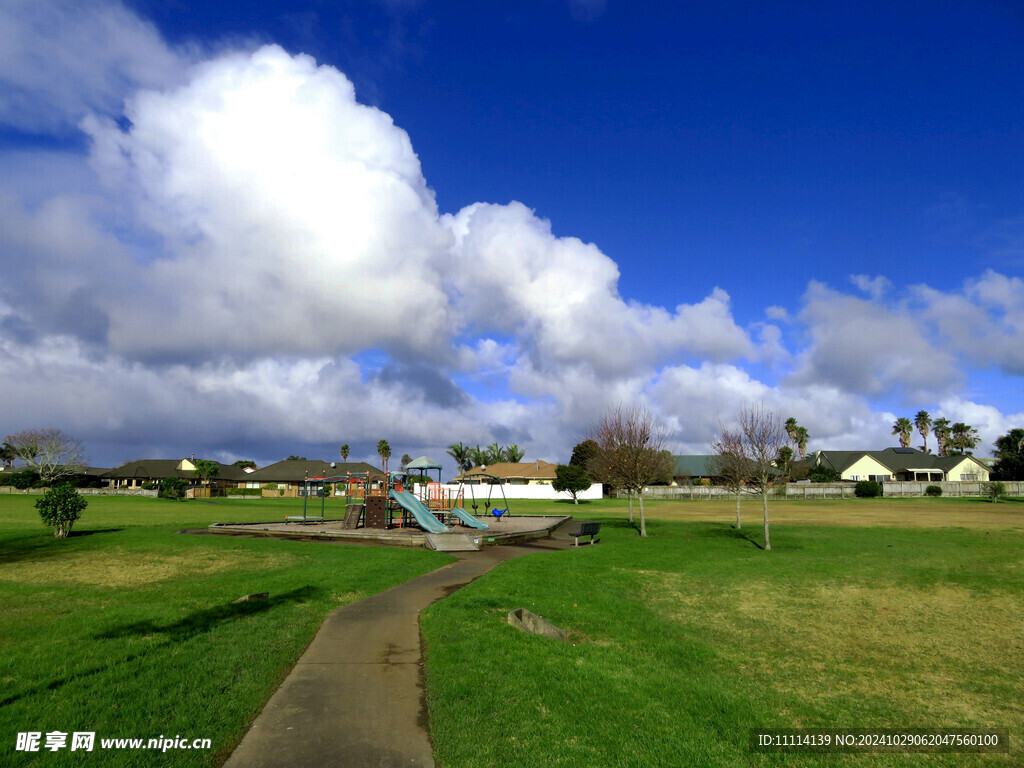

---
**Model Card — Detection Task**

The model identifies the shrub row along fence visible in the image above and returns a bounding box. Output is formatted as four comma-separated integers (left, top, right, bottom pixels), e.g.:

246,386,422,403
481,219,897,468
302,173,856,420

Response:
636,481,1024,499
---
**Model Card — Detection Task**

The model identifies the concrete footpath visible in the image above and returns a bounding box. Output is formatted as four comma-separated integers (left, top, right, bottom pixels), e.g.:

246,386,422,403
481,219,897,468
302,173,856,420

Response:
223,538,570,768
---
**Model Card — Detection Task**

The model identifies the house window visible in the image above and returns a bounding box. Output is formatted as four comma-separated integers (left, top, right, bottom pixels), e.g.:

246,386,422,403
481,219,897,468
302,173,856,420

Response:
961,473,978,481
849,475,860,481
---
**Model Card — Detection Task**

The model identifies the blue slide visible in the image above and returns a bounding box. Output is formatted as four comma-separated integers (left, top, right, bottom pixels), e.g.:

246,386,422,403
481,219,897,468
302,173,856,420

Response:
447,504,489,530
390,490,449,533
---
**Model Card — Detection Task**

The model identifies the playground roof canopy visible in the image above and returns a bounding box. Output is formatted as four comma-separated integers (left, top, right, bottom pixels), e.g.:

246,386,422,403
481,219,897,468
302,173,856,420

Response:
405,456,443,471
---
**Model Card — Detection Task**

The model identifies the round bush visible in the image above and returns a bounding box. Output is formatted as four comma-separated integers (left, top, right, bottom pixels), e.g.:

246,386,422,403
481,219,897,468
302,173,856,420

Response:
36,483,88,538
854,479,882,498
925,485,942,497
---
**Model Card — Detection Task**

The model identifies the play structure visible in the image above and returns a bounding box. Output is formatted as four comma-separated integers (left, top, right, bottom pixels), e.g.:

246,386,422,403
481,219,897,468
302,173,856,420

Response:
286,466,492,533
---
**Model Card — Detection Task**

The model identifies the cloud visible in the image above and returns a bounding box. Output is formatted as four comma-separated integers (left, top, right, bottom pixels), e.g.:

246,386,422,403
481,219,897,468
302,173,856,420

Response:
0,0,190,133
850,274,892,301
787,280,960,399
79,45,454,362
445,201,755,375
914,270,1024,375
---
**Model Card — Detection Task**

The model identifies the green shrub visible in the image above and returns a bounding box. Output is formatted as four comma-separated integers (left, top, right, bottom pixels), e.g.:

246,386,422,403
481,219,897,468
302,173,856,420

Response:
925,485,943,497
159,477,187,501
808,465,842,483
35,483,88,537
854,480,882,498
322,483,333,497
984,481,1006,503
141,481,157,490
262,483,278,490
9,469,40,489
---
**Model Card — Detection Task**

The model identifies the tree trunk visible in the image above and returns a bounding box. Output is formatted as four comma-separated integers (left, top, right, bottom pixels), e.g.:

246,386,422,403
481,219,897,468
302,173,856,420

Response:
762,489,771,551
638,494,647,537
735,491,741,529
627,491,634,522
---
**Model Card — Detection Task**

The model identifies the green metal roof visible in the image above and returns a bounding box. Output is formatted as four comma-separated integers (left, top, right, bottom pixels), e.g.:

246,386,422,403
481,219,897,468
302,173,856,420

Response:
671,455,720,477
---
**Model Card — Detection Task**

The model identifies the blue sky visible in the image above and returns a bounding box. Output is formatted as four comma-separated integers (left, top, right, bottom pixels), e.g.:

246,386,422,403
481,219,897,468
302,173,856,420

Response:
1,0,1022,472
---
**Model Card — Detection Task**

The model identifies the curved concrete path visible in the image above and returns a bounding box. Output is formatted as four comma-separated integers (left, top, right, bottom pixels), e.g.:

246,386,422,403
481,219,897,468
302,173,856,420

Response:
223,539,570,768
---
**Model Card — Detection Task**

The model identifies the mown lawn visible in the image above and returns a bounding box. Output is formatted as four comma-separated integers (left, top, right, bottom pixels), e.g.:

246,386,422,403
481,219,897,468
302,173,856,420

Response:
0,495,451,767
422,509,1024,767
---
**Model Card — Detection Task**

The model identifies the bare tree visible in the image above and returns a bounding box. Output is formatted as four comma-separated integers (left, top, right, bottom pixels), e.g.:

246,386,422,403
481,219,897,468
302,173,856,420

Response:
586,404,673,537
712,426,753,530
3,429,85,486
731,404,788,551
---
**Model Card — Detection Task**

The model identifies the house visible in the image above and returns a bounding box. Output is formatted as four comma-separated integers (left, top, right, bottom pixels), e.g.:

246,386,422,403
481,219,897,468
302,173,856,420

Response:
802,448,990,482
104,458,249,489
243,459,381,497
670,455,722,485
454,460,559,485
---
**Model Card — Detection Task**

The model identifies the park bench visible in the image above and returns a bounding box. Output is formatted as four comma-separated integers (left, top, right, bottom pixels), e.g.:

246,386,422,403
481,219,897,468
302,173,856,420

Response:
565,521,601,547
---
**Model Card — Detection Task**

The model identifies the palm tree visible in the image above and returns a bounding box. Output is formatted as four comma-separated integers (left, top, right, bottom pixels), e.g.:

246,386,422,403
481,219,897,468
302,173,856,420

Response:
505,444,526,462
376,439,391,472
892,417,913,448
776,445,794,475
793,426,810,459
949,423,980,455
468,444,487,468
914,411,932,453
932,418,952,456
339,444,350,462
784,417,799,450
484,441,505,465
446,442,472,473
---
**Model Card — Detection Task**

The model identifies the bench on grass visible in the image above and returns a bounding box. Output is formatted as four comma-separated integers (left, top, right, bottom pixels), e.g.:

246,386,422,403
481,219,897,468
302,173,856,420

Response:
565,521,600,546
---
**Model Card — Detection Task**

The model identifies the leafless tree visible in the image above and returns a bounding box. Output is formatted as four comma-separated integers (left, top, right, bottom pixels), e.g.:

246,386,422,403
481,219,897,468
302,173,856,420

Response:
712,426,753,530
586,404,673,537
3,429,85,485
726,404,789,551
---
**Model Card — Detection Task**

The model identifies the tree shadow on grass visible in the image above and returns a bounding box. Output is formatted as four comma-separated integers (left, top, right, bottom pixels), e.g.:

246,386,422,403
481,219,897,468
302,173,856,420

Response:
0,586,324,709
96,585,323,642
0,529,125,566
697,522,765,550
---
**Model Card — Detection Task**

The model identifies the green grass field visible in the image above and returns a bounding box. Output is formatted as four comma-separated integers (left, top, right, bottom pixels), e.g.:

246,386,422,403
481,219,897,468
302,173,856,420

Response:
2,493,1022,767
0,495,451,767
423,497,1024,767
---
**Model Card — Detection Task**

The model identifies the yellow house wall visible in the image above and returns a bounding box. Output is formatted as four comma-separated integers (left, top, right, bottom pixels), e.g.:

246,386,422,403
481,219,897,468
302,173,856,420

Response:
946,457,990,482
841,455,892,481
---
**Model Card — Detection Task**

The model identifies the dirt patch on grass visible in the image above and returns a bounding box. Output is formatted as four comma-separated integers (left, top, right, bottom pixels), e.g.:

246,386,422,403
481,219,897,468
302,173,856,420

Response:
643,572,1024,728
0,548,298,587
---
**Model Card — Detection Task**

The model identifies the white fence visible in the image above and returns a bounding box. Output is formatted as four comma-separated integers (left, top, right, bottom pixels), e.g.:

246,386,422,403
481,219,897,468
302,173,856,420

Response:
637,481,1024,500
437,483,603,502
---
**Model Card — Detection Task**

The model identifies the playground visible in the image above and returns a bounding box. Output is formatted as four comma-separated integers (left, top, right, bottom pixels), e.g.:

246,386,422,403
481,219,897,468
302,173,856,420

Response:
209,461,569,550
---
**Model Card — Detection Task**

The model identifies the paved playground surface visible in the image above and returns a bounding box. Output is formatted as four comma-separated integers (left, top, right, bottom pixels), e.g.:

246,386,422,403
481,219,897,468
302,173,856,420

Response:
223,536,575,767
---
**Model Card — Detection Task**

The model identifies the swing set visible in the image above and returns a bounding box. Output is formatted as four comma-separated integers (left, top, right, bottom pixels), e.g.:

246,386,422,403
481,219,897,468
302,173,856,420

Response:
458,471,511,520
